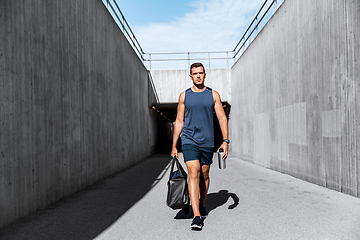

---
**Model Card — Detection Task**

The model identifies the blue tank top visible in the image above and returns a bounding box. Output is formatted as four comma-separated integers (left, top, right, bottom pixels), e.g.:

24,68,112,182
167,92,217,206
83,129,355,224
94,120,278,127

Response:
181,87,214,148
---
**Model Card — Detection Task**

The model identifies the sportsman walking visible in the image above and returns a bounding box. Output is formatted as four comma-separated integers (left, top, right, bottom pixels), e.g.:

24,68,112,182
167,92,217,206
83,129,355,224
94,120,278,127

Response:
171,62,229,230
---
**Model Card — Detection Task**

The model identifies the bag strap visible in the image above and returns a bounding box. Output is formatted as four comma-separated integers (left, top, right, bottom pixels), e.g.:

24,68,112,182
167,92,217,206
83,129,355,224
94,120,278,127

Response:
173,157,187,177
169,157,176,180
169,157,188,179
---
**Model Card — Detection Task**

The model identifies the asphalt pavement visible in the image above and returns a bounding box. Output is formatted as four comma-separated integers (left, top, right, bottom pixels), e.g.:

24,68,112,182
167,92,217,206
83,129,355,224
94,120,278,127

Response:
1,153,360,240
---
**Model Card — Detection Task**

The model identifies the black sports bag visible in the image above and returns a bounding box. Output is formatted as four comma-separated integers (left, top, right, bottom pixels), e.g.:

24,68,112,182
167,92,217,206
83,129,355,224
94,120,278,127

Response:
166,157,189,210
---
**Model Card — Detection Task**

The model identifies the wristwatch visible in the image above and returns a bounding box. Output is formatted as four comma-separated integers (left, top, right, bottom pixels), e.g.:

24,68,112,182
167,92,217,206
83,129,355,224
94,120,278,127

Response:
222,139,230,144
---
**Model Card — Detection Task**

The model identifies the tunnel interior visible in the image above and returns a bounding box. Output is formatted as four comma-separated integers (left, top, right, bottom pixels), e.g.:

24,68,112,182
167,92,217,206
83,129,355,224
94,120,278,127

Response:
151,102,231,154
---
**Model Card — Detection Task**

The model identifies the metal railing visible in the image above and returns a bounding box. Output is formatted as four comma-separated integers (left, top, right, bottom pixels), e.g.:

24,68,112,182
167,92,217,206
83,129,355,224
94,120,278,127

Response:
146,51,233,70
102,0,145,61
102,0,283,69
233,0,280,60
147,71,160,103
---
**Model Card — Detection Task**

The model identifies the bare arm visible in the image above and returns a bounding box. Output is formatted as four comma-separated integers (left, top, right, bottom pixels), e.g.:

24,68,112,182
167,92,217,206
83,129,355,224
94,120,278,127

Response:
213,90,229,159
171,92,185,158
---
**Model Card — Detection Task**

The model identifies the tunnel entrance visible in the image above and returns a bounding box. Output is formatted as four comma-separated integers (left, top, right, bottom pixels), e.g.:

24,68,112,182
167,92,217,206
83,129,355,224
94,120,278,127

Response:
151,102,231,154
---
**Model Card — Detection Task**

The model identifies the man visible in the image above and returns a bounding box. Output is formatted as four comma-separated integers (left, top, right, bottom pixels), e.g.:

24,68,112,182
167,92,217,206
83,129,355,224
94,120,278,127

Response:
171,62,229,230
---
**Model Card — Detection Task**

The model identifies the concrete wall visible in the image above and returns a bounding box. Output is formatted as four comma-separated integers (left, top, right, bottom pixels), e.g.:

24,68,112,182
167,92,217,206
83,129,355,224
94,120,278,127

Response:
0,0,157,227
230,0,360,196
150,69,231,103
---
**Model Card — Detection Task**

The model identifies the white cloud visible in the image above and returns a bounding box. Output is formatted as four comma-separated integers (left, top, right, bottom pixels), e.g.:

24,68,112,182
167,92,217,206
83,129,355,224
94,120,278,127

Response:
106,0,285,69
134,0,264,52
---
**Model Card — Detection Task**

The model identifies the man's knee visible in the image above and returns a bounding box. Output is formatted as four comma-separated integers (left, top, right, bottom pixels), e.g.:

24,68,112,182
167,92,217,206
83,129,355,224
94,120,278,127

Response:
201,165,210,178
186,160,201,178
200,172,210,183
201,172,210,181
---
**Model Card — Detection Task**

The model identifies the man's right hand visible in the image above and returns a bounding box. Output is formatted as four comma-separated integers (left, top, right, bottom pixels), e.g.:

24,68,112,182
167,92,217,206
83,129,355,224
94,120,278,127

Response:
171,147,178,158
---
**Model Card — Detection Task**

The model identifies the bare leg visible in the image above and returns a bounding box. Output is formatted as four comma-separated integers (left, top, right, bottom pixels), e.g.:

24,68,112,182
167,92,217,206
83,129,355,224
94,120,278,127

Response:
186,160,201,217
199,164,210,206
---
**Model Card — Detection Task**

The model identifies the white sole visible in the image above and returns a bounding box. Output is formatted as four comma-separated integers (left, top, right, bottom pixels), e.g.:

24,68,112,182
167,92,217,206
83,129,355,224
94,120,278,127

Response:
191,225,202,230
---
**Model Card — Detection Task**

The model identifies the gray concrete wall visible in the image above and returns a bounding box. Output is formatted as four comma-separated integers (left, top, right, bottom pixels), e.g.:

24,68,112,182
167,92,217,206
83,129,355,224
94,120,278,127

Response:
0,0,157,227
150,69,231,103
230,0,360,196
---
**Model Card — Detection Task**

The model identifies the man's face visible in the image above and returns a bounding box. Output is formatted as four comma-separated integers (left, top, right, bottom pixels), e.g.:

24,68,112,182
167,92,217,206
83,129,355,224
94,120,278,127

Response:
190,66,206,86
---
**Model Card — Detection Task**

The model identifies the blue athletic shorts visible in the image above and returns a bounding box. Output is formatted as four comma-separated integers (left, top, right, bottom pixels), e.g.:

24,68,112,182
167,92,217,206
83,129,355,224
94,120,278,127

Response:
182,144,214,165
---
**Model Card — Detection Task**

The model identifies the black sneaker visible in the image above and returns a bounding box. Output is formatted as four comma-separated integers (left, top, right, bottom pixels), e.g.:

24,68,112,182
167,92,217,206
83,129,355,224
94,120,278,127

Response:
190,216,203,230
199,205,207,218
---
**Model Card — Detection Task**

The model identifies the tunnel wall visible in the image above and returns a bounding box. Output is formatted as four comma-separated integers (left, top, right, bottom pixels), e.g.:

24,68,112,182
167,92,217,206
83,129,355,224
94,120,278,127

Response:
150,69,231,103
230,0,360,196
0,0,157,227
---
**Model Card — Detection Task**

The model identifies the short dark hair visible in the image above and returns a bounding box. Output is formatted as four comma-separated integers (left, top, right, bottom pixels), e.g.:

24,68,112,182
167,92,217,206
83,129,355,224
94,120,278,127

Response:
190,62,205,74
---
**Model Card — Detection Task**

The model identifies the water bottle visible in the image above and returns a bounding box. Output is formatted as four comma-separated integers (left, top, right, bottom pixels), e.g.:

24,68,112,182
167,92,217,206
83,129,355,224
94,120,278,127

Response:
218,148,226,169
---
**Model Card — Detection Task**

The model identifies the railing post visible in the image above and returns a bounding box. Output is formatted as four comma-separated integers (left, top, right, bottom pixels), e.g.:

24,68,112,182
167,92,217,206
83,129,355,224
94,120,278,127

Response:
149,54,151,70
208,52,210,69
106,0,109,9
227,52,229,69
274,0,277,13
188,52,190,69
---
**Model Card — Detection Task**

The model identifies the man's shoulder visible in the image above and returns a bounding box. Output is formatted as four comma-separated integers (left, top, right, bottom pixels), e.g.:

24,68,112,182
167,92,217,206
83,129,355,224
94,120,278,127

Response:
180,87,192,98
211,89,221,102
178,91,186,103
211,89,220,96
181,88,192,95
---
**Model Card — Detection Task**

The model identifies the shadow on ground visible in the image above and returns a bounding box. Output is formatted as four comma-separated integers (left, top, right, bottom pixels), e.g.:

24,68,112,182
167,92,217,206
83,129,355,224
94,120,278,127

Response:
174,190,239,219
0,154,171,240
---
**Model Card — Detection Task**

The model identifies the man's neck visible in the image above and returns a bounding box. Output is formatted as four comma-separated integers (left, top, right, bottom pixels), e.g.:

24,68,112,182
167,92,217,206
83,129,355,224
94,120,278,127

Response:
192,84,206,92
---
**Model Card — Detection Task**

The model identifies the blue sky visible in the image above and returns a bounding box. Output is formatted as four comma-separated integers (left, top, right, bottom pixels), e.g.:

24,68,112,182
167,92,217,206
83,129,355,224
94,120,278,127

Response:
106,0,283,69
114,0,195,26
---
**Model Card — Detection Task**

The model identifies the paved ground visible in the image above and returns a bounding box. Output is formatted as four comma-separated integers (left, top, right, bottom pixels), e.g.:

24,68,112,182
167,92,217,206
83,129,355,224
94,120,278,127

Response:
1,153,360,240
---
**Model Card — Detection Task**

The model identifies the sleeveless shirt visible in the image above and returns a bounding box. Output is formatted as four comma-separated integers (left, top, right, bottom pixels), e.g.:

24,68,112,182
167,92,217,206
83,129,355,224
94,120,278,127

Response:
181,87,214,148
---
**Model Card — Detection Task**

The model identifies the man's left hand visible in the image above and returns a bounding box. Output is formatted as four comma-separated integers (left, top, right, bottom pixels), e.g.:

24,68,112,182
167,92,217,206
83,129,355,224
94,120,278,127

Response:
217,142,229,159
